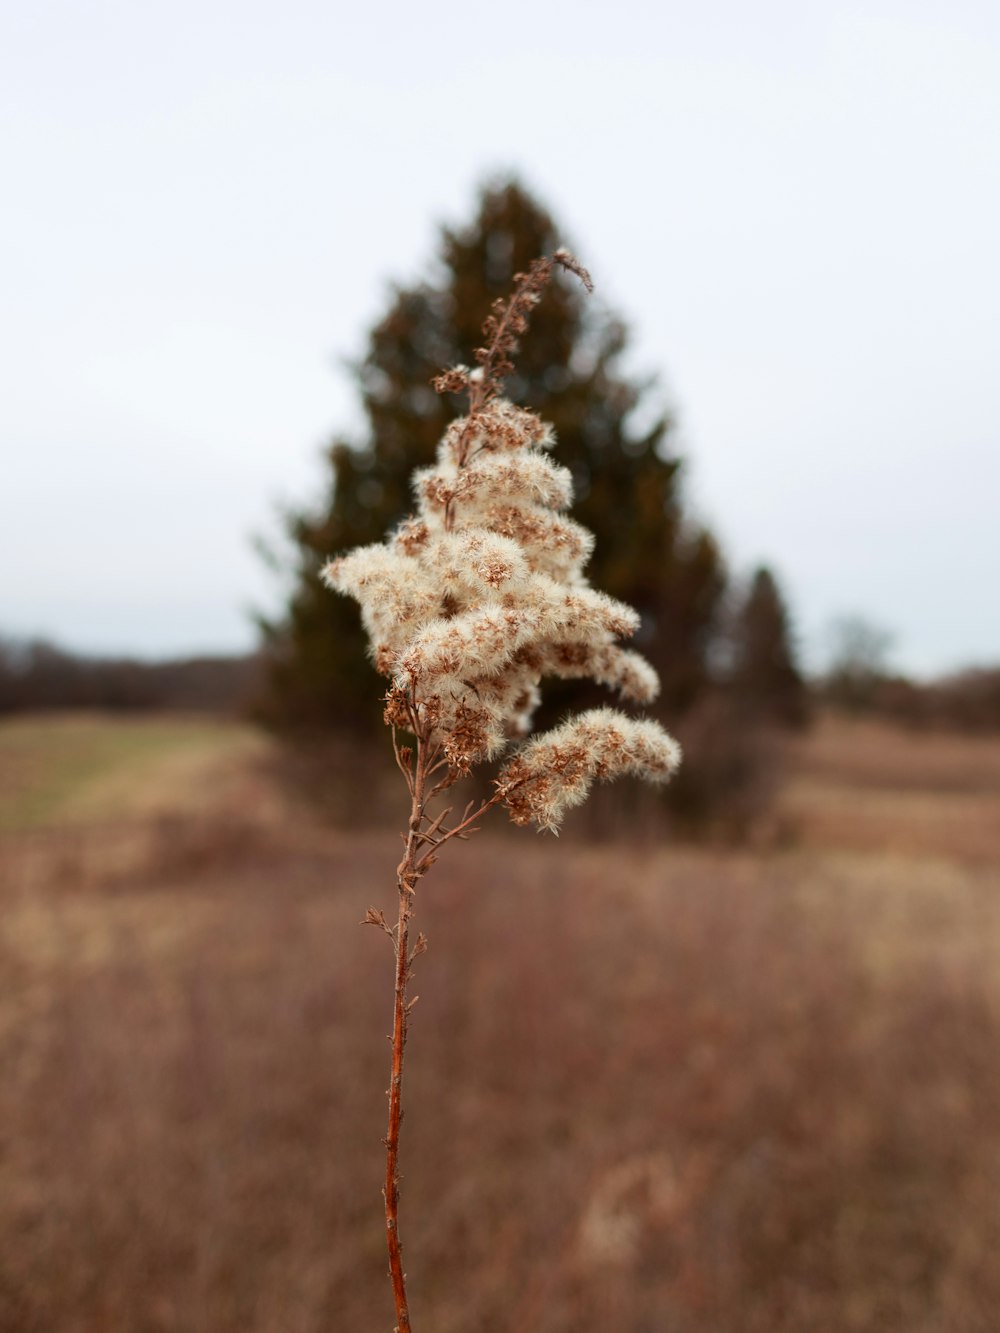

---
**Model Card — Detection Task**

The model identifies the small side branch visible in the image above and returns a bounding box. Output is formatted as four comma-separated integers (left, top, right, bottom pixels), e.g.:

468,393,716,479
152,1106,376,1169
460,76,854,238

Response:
361,906,394,941
413,791,504,873
391,726,415,795
413,806,452,848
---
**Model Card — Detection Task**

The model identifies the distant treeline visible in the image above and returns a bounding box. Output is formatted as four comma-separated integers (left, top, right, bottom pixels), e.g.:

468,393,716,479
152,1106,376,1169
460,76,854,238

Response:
837,668,1000,734
0,637,263,715
2,633,998,735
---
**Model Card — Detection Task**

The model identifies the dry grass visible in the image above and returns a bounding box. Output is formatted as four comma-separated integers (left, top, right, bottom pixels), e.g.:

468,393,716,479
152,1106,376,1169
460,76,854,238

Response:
777,712,1000,864
1,711,999,1331
0,713,273,832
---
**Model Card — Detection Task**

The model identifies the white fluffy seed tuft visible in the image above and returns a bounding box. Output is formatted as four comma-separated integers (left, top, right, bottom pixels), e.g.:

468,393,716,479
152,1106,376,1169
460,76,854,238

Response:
325,395,681,827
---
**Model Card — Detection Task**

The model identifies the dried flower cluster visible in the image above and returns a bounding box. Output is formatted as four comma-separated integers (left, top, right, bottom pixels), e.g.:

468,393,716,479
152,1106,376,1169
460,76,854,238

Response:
324,270,680,830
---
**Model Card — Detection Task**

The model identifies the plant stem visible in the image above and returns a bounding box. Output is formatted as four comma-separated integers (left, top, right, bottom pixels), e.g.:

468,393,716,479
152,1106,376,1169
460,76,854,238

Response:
385,881,412,1331
379,726,511,1330
383,739,427,1332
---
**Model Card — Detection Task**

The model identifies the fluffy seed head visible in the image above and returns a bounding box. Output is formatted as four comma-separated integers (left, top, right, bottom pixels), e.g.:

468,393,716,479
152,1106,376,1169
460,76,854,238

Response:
497,709,683,832
325,257,681,829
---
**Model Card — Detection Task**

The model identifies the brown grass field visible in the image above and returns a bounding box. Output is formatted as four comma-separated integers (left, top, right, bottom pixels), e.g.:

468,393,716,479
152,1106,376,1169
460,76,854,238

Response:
1,710,999,1332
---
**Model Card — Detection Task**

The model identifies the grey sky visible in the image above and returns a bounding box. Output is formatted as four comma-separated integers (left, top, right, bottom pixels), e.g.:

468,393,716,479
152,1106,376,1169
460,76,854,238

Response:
2,0,997,677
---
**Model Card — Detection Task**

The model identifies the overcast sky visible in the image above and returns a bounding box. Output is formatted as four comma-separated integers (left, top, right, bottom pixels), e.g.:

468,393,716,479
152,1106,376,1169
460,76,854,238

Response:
2,0,997,677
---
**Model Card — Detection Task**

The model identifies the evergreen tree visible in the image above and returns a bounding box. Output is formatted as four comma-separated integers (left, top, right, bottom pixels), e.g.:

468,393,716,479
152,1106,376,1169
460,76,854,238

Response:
259,179,726,735
730,566,807,727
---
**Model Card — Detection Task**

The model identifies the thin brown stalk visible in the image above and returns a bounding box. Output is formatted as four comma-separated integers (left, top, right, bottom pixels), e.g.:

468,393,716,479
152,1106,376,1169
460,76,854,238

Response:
383,879,413,1333
379,731,517,1331
383,734,433,1332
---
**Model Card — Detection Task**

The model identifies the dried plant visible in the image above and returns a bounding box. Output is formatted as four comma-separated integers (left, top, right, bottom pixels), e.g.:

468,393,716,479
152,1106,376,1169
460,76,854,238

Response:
323,252,681,1330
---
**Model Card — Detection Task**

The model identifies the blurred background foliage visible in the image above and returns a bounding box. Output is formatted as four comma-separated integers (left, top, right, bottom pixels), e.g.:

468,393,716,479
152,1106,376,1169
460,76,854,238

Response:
4,178,1000,1333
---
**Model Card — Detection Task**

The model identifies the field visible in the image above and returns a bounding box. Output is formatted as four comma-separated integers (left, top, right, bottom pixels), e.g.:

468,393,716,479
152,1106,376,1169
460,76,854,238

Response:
1,711,999,1332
